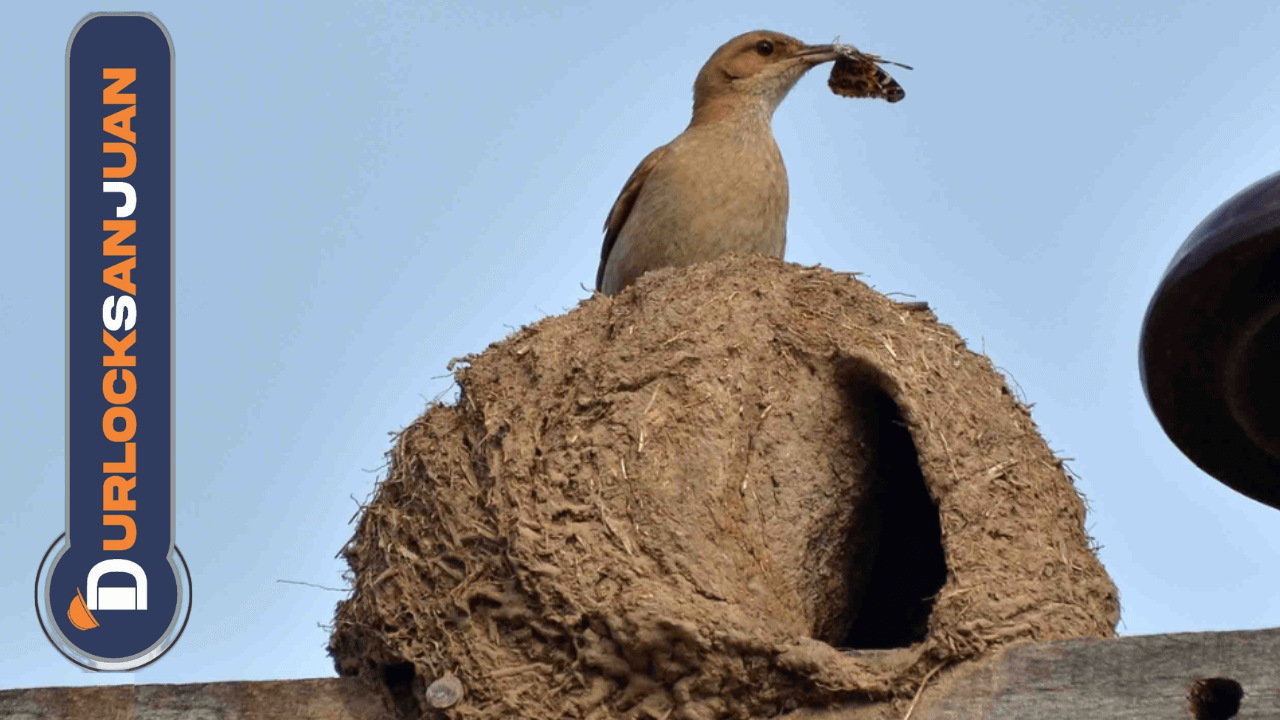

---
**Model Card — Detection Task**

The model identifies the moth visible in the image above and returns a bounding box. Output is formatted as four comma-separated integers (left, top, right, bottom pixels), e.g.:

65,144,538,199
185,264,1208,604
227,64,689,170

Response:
826,36,912,104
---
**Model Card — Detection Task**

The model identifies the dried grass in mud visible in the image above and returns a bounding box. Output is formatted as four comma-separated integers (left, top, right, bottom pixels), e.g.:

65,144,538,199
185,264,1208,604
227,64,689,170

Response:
328,255,1119,720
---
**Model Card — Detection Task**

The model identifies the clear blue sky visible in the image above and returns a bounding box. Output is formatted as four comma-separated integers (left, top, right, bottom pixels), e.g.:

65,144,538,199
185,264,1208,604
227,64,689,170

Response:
4,0,1278,691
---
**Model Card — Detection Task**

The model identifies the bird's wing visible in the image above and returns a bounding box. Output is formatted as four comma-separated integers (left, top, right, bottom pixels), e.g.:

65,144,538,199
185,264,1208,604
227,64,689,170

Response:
596,143,670,292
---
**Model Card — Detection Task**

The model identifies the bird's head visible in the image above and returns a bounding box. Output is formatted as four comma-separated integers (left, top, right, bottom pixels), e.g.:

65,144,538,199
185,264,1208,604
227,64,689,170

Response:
691,30,840,125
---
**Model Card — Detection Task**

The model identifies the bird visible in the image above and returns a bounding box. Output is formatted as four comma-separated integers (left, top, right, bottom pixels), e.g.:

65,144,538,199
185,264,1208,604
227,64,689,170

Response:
594,30,846,296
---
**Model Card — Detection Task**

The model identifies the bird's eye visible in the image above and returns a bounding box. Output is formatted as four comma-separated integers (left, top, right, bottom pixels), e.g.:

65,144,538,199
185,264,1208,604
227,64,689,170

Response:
755,40,774,56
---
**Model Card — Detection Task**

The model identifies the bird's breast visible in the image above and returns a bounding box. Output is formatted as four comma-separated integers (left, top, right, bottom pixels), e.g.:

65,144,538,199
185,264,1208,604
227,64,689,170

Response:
599,124,792,295
636,129,790,258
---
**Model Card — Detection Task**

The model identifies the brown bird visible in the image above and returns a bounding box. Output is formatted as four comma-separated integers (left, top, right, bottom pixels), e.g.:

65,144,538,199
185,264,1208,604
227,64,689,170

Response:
595,30,845,296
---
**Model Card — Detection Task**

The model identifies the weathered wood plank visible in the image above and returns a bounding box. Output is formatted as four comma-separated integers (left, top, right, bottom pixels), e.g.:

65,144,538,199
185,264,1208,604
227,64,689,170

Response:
0,678,389,720
4,629,1276,719
0,685,134,720
915,627,1280,719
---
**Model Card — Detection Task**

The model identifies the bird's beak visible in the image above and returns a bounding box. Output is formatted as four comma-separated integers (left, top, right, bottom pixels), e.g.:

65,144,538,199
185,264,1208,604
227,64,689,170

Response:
796,43,840,65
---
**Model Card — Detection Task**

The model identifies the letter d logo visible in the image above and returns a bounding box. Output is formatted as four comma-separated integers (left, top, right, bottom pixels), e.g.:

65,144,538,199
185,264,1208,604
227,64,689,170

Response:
36,12,192,671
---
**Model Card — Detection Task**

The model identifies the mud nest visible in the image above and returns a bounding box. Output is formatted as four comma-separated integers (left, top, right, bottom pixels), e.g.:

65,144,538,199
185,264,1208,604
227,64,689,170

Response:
328,255,1119,720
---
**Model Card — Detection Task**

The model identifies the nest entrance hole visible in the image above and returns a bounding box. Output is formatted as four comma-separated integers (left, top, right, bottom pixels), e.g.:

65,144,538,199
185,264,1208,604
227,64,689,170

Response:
830,357,948,650
382,660,422,719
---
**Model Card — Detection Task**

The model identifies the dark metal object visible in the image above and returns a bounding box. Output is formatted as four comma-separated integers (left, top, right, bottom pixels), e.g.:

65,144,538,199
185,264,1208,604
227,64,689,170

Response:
1140,169,1280,510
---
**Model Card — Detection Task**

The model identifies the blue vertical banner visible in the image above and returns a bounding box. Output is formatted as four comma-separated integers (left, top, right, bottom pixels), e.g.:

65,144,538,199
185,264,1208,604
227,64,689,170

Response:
37,12,192,671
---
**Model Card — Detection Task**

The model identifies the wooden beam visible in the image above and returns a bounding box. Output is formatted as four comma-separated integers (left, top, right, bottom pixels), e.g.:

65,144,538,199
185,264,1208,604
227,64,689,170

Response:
0,678,389,720
914,627,1280,719
4,628,1276,719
